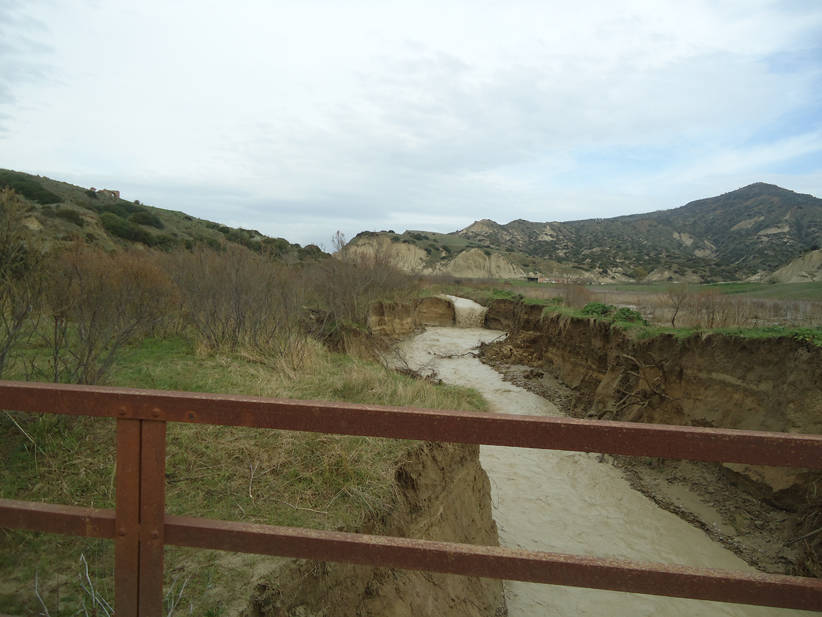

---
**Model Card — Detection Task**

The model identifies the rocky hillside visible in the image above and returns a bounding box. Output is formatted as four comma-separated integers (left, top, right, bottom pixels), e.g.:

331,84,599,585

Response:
348,183,822,282
0,169,325,259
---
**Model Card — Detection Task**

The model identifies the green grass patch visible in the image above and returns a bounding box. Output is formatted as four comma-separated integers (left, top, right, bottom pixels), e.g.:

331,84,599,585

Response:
539,303,822,346
594,281,822,301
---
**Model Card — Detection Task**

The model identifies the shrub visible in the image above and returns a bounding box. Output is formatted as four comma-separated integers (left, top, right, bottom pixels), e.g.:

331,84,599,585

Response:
55,208,85,227
581,302,615,317
0,188,47,377
0,170,61,204
164,246,305,357
41,247,177,384
100,212,156,246
128,210,164,229
613,307,646,324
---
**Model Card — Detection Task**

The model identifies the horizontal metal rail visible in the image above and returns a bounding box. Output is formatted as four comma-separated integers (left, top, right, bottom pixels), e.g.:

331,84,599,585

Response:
1,380,821,614
1,500,820,611
1,380,821,467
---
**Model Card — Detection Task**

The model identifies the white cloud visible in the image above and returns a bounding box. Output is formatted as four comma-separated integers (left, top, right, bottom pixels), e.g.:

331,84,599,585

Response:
1,0,820,245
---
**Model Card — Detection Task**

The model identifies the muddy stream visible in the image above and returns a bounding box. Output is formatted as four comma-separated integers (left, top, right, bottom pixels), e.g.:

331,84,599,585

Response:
395,298,811,617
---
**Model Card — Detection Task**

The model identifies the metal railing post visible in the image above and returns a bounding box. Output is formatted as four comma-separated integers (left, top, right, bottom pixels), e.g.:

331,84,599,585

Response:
138,420,166,616
115,419,141,617
114,417,166,616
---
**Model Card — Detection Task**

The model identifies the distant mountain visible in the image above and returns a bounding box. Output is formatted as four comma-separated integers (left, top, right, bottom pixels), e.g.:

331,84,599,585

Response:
0,169,325,259
348,183,822,282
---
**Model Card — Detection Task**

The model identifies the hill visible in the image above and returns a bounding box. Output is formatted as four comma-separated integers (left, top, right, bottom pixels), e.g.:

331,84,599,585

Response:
0,169,325,260
348,183,822,282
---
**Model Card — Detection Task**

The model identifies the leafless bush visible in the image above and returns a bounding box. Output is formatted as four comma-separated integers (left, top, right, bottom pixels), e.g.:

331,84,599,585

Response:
165,246,306,359
0,188,46,378
307,249,413,334
40,246,177,384
560,283,593,308
664,284,691,327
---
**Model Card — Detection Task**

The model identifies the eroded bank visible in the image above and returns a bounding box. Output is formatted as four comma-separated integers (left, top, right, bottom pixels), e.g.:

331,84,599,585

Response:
481,298,822,578
242,441,506,617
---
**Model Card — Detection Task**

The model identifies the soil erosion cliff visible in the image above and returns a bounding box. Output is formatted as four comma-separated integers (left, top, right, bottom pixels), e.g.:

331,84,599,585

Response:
480,299,822,578
242,442,506,617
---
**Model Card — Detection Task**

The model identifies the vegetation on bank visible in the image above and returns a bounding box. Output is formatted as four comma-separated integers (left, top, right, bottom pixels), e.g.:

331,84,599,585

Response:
0,187,483,615
1,337,484,616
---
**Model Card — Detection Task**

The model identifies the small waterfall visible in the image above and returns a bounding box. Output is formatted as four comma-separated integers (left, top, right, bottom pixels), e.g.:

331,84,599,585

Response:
443,295,488,328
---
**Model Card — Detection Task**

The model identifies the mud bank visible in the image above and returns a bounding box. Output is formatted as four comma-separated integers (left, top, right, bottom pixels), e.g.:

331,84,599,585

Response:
241,442,506,617
368,297,456,337
481,299,822,576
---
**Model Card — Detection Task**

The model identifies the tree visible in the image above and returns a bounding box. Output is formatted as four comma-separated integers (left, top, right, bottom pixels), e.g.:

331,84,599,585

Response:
331,230,347,255
665,284,691,328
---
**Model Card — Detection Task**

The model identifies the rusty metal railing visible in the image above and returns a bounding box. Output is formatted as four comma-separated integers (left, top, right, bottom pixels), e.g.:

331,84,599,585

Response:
0,380,820,615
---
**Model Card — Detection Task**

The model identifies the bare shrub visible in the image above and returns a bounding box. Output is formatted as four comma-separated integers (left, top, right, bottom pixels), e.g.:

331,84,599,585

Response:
40,246,177,383
665,284,691,328
560,283,593,308
0,188,46,377
165,246,306,359
307,249,412,338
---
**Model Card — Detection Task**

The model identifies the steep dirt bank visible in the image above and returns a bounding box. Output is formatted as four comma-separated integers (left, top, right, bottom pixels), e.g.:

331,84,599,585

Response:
368,297,455,337
480,299,822,577
242,442,506,617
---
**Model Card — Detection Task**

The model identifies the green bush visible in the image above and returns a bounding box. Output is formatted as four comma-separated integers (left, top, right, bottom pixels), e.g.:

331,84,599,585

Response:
613,306,647,324
96,201,146,219
581,302,615,317
100,212,156,246
55,208,85,227
0,171,61,204
129,210,164,229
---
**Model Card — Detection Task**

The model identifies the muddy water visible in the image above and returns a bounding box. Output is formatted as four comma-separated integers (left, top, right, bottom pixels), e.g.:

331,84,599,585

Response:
396,325,813,617
441,295,488,328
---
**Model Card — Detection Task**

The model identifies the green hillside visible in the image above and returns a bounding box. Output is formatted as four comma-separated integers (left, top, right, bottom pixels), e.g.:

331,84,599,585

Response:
0,169,325,260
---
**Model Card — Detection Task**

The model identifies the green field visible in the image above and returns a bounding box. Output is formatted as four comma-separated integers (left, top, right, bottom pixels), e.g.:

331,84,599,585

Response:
591,281,822,300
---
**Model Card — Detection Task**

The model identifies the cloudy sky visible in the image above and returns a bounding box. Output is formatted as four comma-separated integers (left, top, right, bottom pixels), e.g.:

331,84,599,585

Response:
1,1,821,247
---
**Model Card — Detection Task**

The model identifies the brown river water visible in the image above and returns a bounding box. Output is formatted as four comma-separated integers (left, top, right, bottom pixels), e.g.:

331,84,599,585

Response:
395,301,813,617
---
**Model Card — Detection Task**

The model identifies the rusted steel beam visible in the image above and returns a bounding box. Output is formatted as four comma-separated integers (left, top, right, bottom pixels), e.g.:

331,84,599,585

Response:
1,380,820,468
115,419,141,617
165,515,822,611
0,498,115,538
138,420,166,617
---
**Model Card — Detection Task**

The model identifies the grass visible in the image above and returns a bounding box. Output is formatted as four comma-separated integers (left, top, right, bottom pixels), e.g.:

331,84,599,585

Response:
537,303,822,346
0,335,486,616
594,281,822,301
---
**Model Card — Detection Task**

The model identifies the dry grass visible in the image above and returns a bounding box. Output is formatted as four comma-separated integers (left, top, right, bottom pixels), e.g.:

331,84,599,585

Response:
0,335,486,616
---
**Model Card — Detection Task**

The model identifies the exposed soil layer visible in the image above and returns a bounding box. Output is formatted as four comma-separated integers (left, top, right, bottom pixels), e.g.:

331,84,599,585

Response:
242,442,506,617
369,297,455,337
479,299,822,578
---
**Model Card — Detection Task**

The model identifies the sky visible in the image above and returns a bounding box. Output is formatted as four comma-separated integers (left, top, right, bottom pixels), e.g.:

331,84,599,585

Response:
1,1,821,248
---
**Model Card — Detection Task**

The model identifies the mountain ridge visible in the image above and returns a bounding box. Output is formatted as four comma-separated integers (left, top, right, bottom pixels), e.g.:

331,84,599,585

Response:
350,183,822,282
